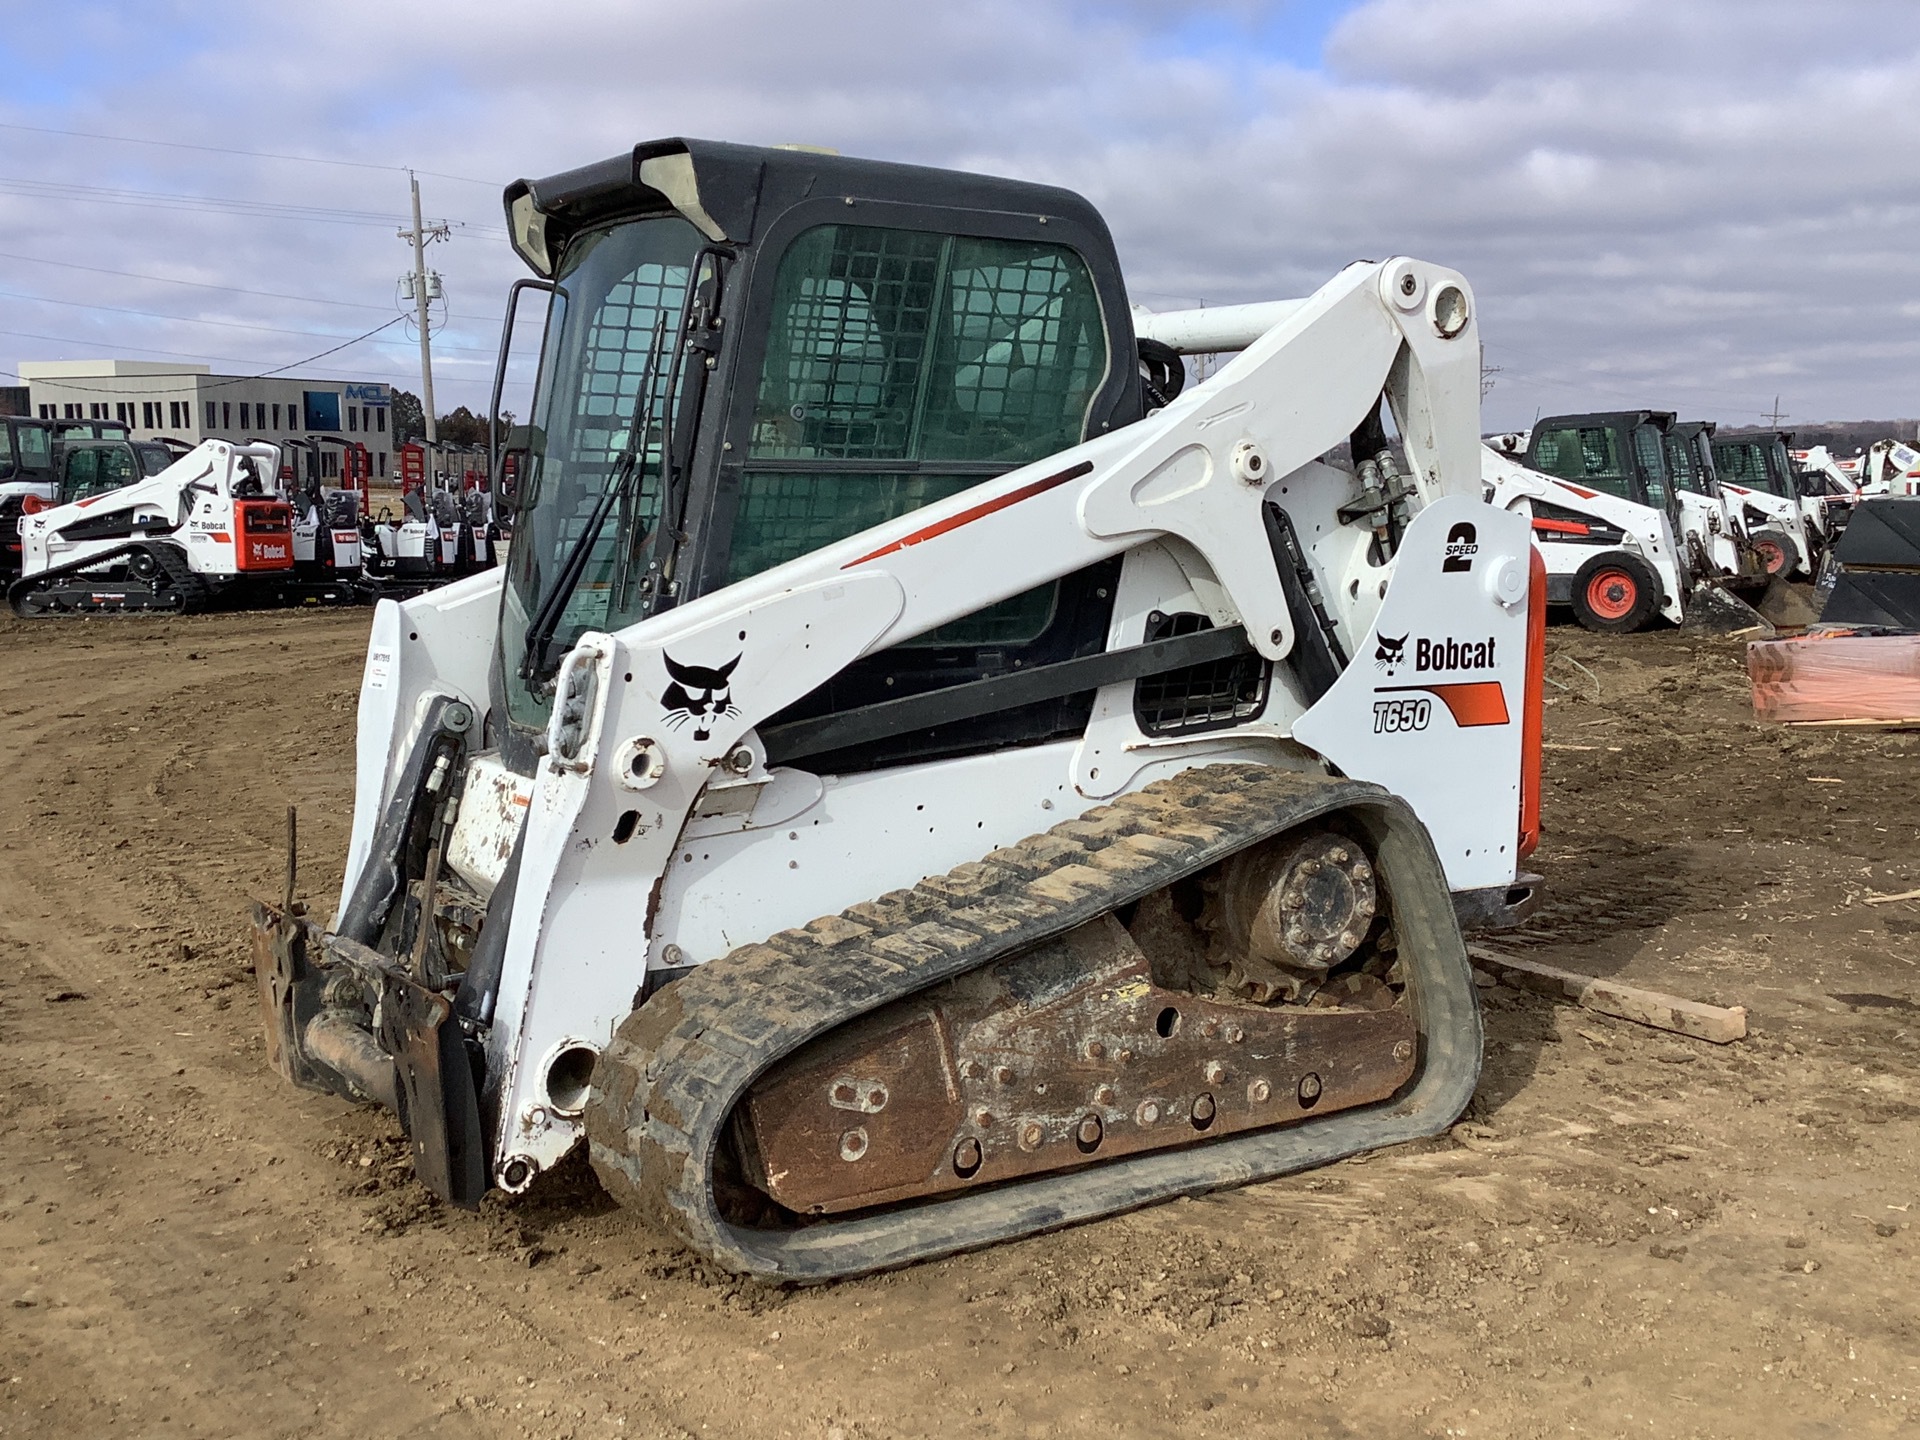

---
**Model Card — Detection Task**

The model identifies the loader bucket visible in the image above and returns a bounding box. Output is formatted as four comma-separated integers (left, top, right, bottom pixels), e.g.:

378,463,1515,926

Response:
1819,498,1920,630
1750,576,1820,630
1681,581,1774,636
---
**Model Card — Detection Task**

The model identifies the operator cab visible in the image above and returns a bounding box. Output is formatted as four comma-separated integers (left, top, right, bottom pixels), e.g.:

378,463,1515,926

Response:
1524,409,1684,543
54,438,174,505
0,417,58,485
492,138,1154,776
1712,432,1799,501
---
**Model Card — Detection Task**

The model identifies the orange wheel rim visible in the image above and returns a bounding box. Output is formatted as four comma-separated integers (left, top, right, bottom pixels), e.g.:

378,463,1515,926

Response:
1585,568,1638,621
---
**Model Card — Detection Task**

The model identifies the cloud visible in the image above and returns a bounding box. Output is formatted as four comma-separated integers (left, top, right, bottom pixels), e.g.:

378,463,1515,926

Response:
0,0,1915,431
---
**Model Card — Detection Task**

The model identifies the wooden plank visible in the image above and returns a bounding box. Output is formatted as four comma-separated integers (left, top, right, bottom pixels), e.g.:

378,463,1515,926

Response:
1467,945,1747,1044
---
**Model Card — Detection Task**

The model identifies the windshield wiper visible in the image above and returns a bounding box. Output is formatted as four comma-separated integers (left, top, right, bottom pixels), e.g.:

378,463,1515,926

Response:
518,310,669,686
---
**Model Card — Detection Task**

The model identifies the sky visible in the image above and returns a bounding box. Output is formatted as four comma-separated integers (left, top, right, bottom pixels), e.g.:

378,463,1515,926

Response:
0,0,1914,432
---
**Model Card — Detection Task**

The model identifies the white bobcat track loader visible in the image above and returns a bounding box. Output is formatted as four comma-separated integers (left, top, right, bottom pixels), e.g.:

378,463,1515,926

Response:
249,139,1543,1280
10,439,295,616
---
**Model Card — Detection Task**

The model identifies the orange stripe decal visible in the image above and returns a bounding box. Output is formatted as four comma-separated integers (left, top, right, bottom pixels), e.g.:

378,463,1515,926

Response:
841,461,1094,569
1557,482,1599,499
1377,681,1510,727
1531,517,1590,535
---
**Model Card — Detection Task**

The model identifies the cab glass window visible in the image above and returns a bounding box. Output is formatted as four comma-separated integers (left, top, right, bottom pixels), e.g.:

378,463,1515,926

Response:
61,447,138,501
1633,425,1669,509
1531,425,1632,502
1712,441,1778,494
17,425,50,472
733,224,1106,643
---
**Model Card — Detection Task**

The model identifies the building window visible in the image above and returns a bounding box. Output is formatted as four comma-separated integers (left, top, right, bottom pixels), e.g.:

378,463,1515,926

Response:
376,407,386,434
347,405,358,433
88,402,104,420
272,403,281,430
115,402,131,424
222,401,231,430
206,401,217,428
64,403,80,419
38,404,52,419
170,400,185,429
378,451,387,477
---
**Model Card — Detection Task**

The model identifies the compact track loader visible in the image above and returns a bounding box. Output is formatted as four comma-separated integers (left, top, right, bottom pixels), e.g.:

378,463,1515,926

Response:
250,139,1543,1279
9,439,296,616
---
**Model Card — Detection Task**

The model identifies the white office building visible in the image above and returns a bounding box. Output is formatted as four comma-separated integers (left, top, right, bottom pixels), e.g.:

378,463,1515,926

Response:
19,360,396,479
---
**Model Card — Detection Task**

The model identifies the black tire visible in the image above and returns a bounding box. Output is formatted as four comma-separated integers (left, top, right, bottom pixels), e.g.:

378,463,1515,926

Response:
1570,552,1661,634
1748,528,1799,578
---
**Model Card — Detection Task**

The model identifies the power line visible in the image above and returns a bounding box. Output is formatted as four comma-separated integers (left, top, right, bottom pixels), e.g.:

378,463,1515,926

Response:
0,249,502,325
0,120,500,188
0,175,508,238
0,315,408,388
0,286,509,355
0,288,390,342
0,175,406,231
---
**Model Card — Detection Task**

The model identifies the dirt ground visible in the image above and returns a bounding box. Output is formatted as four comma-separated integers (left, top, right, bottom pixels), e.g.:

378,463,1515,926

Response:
1,605,1916,1440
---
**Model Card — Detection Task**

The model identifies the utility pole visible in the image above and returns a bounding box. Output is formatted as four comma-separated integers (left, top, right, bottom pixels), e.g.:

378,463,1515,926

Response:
398,171,449,443
1762,394,1789,427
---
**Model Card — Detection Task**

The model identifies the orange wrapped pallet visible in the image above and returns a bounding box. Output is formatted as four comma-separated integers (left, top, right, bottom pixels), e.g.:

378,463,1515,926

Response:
1748,629,1920,724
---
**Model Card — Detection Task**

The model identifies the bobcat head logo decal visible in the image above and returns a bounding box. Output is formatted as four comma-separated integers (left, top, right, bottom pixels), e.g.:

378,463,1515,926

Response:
661,653,741,742
1374,633,1408,676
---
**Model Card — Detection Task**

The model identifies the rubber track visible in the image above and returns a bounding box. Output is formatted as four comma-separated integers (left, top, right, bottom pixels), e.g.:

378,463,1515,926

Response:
8,539,208,617
586,762,1483,1280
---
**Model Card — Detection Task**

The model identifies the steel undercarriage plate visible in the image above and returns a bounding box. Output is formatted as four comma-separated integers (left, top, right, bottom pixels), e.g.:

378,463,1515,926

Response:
739,915,1415,1215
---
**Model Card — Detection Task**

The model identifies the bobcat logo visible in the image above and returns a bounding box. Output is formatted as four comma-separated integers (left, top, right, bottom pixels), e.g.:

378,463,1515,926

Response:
1374,633,1408,676
661,653,741,742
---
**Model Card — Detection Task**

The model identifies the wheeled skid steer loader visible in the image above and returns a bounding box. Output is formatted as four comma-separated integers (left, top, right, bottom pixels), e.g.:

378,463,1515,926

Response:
249,139,1544,1280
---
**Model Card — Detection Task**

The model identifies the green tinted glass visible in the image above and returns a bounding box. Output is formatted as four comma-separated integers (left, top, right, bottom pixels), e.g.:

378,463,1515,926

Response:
17,426,49,469
1633,426,1668,508
1533,426,1631,501
735,225,1105,644
749,227,1104,467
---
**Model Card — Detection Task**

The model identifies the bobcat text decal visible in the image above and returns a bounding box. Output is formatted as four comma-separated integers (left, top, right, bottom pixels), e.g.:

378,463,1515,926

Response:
1415,635,1495,671
661,653,741,742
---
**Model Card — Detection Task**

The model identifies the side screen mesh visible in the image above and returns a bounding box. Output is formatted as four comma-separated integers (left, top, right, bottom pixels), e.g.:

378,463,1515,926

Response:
1133,611,1270,736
